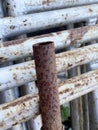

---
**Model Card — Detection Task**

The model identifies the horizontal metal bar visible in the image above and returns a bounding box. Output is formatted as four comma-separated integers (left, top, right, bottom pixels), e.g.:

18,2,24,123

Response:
0,69,98,130
1,4,98,39
0,44,98,91
1,24,98,63
4,0,98,15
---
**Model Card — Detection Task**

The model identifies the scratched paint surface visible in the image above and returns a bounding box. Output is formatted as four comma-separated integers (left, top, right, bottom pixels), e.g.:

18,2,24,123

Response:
0,44,98,91
0,4,98,39
4,0,98,15
0,69,98,129
0,24,98,63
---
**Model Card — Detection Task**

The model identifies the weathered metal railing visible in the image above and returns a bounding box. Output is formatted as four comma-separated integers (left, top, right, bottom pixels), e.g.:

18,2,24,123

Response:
0,43,98,91
0,1,98,130
0,68,98,129
0,24,98,63
1,4,98,39
4,0,98,15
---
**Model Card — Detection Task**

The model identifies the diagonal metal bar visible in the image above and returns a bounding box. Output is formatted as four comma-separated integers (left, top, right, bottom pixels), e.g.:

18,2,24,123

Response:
0,43,98,91
0,4,98,39
0,69,98,130
4,0,98,15
0,24,98,63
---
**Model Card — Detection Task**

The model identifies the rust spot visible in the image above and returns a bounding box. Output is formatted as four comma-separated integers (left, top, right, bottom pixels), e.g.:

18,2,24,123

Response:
89,8,93,12
6,112,10,116
56,31,62,35
71,92,74,95
3,38,28,47
59,88,71,95
23,19,27,22
68,26,89,45
13,73,17,80
14,5,16,8
10,25,15,29
0,57,5,60
68,63,73,67
2,94,38,110
12,122,18,126
75,83,81,88
33,33,54,39
42,0,54,5
0,57,8,62
0,123,4,127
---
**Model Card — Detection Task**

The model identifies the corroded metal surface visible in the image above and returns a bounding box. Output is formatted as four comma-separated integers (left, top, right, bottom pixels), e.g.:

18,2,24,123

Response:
0,24,98,63
0,69,98,129
4,0,98,15
0,44,98,91
33,42,62,130
0,4,98,39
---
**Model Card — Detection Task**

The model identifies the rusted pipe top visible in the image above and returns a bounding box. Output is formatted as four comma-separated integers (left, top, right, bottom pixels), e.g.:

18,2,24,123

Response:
33,41,62,130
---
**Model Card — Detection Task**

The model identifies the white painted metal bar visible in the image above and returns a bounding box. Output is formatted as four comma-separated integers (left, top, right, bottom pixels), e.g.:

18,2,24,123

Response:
0,69,98,130
0,24,98,63
0,4,98,39
87,51,98,129
4,0,29,129
0,43,98,91
4,1,39,129
4,0,98,16
0,2,98,130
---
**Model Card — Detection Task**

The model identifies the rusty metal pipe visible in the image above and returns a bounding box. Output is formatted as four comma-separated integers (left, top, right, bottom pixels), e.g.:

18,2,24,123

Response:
33,41,62,130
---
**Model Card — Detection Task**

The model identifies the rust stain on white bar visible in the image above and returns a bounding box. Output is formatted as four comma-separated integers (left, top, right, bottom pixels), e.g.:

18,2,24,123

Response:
0,4,98,39
0,69,98,130
0,44,98,91
4,0,98,15
0,24,98,63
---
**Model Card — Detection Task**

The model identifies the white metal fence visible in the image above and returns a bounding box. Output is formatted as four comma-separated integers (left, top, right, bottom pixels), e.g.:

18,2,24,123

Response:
0,1,98,130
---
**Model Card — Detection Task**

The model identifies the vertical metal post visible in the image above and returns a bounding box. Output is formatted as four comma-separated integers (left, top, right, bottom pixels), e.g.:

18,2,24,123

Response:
87,59,98,129
33,41,62,130
85,18,98,130
67,23,83,130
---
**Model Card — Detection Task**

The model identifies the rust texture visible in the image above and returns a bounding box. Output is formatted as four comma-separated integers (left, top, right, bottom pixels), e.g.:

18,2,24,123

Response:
68,25,89,45
2,38,27,47
33,41,62,130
